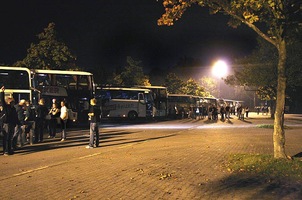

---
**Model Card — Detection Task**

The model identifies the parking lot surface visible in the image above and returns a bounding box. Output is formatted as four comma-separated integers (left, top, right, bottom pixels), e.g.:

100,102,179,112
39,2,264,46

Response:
0,112,302,199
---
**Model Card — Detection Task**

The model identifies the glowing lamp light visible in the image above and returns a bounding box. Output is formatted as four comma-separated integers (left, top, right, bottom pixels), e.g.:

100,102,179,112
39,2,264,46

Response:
212,60,228,78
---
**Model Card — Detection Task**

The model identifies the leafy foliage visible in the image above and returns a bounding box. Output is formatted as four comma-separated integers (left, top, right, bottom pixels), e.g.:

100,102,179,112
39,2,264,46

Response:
199,76,217,97
15,23,77,70
165,73,212,96
224,34,302,101
165,72,185,93
158,0,301,46
183,78,207,96
110,56,150,86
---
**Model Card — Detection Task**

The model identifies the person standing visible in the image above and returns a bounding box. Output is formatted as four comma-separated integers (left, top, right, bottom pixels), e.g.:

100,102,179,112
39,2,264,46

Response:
256,106,260,115
212,105,218,120
86,98,101,149
0,104,5,151
220,105,225,120
49,103,59,138
1,86,19,155
245,106,250,118
35,98,48,143
225,104,231,120
208,105,213,120
24,100,36,145
241,106,246,120
237,106,242,120
60,101,68,141
13,99,26,149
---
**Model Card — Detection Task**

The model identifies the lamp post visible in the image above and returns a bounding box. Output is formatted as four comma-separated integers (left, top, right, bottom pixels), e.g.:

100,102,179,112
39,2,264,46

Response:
212,60,228,97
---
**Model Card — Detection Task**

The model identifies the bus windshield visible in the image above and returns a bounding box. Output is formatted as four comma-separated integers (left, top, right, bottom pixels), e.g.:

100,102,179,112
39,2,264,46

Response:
100,90,142,100
0,69,30,89
168,95,195,104
33,73,92,91
32,69,95,123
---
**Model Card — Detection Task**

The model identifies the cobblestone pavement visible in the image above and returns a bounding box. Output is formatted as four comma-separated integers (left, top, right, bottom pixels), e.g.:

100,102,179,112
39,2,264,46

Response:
0,113,302,200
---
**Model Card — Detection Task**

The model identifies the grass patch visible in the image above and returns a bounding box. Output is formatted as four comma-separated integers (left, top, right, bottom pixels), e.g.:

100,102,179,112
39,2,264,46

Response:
226,154,302,180
256,124,290,129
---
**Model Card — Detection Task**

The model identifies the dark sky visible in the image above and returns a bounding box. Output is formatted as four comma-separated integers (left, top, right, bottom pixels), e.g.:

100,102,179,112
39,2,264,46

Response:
0,0,258,76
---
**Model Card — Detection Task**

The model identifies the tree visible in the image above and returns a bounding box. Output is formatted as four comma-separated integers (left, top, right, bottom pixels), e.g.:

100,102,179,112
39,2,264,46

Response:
224,37,278,109
158,0,302,159
110,56,150,86
225,34,302,112
15,22,77,70
225,38,277,88
199,76,217,97
165,72,185,93
184,78,207,96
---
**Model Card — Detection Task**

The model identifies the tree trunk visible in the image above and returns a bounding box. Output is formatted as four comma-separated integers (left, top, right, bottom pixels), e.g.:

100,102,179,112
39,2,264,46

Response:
273,39,287,159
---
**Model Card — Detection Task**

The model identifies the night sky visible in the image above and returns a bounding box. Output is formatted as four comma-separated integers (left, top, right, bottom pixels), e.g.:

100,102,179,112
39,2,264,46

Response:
0,0,258,78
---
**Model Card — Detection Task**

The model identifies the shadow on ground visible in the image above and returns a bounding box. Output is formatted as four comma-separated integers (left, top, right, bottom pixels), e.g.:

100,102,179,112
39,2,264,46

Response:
198,173,302,199
12,130,177,156
293,152,302,158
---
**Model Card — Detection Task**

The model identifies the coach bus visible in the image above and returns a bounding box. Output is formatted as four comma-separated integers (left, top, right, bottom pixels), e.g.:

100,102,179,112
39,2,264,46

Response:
95,87,155,120
31,69,95,123
136,86,168,118
167,94,197,118
0,66,95,123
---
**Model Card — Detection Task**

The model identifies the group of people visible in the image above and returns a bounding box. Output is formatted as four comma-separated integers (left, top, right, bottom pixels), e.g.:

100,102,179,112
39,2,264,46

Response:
0,86,72,156
256,105,271,115
184,104,250,121
236,105,250,120
206,104,232,121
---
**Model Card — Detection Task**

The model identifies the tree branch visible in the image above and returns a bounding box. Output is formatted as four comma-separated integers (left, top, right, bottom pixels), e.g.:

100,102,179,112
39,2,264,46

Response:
224,9,278,47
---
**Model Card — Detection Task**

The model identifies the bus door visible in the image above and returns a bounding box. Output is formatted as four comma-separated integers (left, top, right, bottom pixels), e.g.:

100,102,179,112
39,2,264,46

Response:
139,92,154,118
138,93,146,117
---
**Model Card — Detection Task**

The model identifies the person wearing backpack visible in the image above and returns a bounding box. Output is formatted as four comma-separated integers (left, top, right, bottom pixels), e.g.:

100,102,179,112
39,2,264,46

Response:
35,98,48,143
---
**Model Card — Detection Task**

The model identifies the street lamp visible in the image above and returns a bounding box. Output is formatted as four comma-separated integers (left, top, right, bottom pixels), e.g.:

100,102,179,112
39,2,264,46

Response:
212,60,228,97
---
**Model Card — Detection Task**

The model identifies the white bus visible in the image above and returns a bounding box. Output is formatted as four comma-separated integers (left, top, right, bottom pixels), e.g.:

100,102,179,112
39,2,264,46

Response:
0,66,95,123
135,86,168,118
95,87,155,120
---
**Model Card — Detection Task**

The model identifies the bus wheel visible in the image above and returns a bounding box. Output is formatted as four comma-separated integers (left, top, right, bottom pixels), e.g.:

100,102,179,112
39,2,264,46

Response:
128,111,138,120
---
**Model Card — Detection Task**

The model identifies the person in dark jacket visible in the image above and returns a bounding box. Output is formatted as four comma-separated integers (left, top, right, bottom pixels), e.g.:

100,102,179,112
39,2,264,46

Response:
13,99,26,149
86,98,101,149
24,100,36,145
0,104,4,139
35,98,48,143
48,103,59,138
1,86,19,155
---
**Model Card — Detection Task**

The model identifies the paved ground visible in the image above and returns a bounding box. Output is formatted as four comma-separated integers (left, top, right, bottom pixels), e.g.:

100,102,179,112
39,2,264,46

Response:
0,112,302,200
